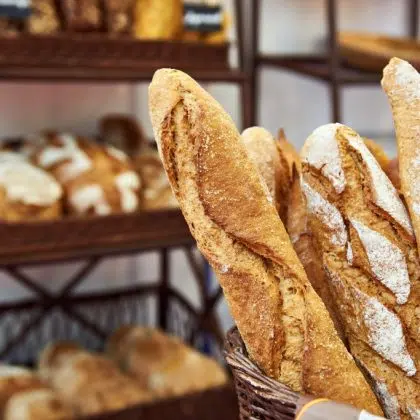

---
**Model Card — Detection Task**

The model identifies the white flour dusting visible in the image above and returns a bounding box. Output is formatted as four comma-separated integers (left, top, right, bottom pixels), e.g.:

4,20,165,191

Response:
301,123,346,193
301,180,347,247
350,219,410,304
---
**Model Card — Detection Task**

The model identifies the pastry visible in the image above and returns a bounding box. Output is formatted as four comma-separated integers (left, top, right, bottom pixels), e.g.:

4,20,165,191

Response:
382,58,420,255
99,115,145,155
27,0,60,34
148,68,382,414
39,343,151,415
134,147,178,210
134,0,182,40
62,0,102,31
241,126,289,222
104,0,135,34
0,157,62,221
107,326,227,397
32,133,141,216
300,123,420,419
4,389,73,420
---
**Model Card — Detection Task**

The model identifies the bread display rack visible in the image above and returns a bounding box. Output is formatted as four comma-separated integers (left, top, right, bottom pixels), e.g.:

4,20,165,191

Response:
0,2,252,419
250,0,419,123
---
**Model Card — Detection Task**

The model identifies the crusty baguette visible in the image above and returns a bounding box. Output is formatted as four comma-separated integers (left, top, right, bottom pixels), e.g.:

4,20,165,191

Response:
382,58,420,255
286,167,345,340
387,158,401,190
148,68,382,414
301,123,420,419
241,127,289,221
277,128,301,175
363,138,390,174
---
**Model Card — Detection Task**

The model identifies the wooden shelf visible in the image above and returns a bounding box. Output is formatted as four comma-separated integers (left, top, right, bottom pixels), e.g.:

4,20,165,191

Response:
0,67,247,83
0,209,193,266
257,54,381,84
0,35,247,83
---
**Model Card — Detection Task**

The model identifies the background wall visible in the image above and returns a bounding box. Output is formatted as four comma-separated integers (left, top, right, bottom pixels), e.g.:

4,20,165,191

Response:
0,0,413,334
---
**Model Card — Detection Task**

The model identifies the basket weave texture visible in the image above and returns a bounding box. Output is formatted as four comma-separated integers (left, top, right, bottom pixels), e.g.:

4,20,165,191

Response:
225,328,300,420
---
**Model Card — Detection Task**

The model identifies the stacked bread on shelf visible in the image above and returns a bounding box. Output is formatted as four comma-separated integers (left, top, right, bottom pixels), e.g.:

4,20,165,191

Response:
0,0,229,43
148,62,420,419
0,115,178,222
0,327,227,419
107,326,227,397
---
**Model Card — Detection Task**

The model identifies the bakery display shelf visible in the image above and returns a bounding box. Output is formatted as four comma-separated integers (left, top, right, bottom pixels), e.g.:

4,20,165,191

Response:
0,209,193,266
0,282,237,420
0,35,233,82
257,54,381,84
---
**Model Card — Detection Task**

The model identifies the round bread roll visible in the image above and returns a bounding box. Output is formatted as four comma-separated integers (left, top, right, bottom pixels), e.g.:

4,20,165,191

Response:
134,147,178,210
0,156,62,221
107,326,228,398
32,133,141,216
4,389,73,420
0,365,46,416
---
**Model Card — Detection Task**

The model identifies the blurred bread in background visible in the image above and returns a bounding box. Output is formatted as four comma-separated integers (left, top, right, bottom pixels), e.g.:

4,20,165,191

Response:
107,326,228,398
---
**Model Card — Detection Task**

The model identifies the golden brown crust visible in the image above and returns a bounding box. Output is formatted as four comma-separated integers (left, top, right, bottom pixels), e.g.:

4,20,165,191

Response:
149,69,382,414
363,138,390,173
39,346,151,415
387,158,401,190
241,127,287,220
277,128,301,175
107,326,227,397
286,167,345,340
382,58,420,255
4,389,74,420
301,123,420,419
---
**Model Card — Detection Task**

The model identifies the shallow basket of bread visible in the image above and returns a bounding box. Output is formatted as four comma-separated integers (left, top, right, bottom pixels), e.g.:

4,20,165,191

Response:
148,59,420,420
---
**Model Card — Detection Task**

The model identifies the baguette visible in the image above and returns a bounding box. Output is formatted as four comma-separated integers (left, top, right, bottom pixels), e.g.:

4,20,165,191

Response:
241,127,289,221
277,128,301,175
300,122,420,419
382,58,420,254
148,68,382,414
363,138,390,174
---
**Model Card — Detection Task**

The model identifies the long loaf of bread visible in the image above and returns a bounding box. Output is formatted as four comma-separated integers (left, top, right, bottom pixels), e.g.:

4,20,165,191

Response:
382,58,420,255
300,123,420,419
241,126,290,222
148,68,382,414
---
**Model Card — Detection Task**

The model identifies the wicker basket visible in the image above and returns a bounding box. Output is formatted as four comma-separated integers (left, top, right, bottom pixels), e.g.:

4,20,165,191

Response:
225,328,302,420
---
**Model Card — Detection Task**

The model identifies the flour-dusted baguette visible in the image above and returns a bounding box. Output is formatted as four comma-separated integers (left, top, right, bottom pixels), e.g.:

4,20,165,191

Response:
148,68,382,414
300,123,420,419
241,127,289,221
382,58,420,255
286,167,345,340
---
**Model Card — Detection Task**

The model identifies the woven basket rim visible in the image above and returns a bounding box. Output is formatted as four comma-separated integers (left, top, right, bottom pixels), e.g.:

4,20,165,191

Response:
224,327,300,406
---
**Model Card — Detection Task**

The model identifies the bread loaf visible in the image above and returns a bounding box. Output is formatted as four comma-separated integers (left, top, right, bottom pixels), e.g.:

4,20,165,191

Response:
4,389,73,420
241,127,288,220
363,138,390,174
39,343,151,415
148,68,382,414
32,133,141,216
382,58,420,255
300,122,420,419
107,326,227,397
0,157,62,221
